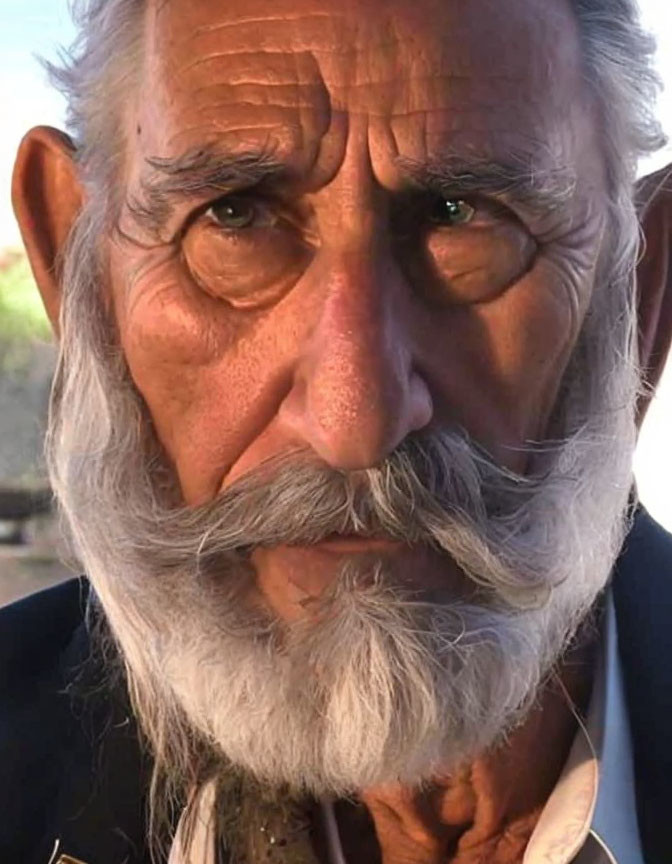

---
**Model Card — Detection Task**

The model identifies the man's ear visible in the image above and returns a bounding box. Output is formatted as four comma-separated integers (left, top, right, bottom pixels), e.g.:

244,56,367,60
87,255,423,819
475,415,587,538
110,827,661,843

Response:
635,163,672,426
11,126,83,336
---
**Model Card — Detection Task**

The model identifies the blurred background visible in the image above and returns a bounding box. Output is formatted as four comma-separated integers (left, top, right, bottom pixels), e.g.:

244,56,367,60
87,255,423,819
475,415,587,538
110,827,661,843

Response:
0,0,671,606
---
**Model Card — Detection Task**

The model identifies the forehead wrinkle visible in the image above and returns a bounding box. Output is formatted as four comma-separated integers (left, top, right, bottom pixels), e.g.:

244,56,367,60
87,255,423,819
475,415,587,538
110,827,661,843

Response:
139,0,596,213
158,11,411,89
156,6,347,65
162,125,305,155
184,99,323,115
152,0,582,80
173,68,329,112
158,42,331,135
189,79,325,93
164,15,563,79
180,70,531,98
160,42,565,140
174,48,326,79
172,69,543,129
191,10,343,36
148,0,580,133
159,88,307,118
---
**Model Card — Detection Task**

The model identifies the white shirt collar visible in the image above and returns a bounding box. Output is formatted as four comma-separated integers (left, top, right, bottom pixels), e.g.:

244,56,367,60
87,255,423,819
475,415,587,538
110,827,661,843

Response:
524,588,644,864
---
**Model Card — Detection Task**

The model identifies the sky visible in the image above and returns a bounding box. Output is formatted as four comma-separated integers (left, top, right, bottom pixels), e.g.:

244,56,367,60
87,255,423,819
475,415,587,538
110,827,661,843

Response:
0,0,671,527
0,0,75,245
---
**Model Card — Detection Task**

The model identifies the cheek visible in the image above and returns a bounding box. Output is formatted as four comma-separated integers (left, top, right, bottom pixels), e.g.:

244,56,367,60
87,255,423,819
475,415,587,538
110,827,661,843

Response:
419,255,584,466
479,259,581,417
116,254,239,404
183,221,312,308
111,247,305,503
424,222,536,305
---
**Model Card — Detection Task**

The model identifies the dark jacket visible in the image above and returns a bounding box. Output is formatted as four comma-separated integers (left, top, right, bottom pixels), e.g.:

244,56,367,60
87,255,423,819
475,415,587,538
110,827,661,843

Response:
1,507,671,864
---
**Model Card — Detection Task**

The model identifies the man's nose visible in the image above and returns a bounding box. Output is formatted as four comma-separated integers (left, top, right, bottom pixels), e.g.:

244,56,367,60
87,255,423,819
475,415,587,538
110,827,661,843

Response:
278,248,434,470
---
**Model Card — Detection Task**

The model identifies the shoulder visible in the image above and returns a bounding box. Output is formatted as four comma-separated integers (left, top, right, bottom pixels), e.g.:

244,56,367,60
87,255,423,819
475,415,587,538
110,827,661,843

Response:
0,578,152,863
612,505,672,722
611,507,672,862
612,505,672,636
0,577,89,690
0,579,89,861
615,505,672,577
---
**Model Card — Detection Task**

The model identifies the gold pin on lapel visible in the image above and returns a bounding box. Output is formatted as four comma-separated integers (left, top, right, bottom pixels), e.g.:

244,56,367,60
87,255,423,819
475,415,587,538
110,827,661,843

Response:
46,838,89,864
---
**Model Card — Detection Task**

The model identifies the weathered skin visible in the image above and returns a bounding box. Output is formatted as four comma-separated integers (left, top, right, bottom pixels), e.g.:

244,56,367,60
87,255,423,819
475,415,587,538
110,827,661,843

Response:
107,0,608,627
14,0,639,860
113,0,605,503
102,3,604,858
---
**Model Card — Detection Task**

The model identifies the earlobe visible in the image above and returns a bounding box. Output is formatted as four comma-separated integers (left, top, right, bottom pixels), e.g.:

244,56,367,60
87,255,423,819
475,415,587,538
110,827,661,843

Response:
11,126,83,336
635,164,672,426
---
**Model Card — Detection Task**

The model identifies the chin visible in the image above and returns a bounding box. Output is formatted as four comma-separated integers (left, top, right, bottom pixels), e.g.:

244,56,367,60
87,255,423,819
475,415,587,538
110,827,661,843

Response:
106,553,601,797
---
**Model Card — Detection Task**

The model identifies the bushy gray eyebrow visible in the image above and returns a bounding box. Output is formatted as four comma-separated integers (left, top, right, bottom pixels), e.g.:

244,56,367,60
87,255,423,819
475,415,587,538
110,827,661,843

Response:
396,154,577,216
125,144,577,239
125,145,288,238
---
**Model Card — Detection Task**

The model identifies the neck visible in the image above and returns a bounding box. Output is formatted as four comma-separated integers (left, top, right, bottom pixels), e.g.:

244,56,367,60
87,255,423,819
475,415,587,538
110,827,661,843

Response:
348,630,597,864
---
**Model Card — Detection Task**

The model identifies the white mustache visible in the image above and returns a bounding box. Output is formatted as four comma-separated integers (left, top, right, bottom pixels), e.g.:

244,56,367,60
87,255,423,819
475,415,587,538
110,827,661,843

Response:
107,427,591,611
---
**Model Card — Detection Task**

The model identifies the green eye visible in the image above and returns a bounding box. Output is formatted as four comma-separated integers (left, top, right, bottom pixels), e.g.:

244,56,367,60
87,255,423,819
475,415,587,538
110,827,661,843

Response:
430,198,476,227
207,196,256,230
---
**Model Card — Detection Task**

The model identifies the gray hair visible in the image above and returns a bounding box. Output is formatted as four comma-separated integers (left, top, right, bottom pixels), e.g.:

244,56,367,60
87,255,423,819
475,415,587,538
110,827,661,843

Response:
48,168,641,857
572,0,665,190
42,0,664,855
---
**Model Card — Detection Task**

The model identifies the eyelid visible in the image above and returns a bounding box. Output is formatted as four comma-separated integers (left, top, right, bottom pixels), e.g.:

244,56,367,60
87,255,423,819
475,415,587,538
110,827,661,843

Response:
396,192,509,230
457,195,531,230
480,192,555,230
188,190,315,247
183,188,273,233
448,193,507,218
205,195,268,227
432,185,531,216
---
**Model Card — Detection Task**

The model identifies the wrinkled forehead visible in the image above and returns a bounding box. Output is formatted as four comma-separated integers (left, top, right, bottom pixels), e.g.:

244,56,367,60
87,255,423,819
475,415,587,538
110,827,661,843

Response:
134,0,592,185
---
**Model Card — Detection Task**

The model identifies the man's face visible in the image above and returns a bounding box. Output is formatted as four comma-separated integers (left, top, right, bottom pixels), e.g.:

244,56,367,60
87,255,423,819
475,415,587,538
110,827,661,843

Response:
110,0,606,576
44,0,640,792
104,0,610,623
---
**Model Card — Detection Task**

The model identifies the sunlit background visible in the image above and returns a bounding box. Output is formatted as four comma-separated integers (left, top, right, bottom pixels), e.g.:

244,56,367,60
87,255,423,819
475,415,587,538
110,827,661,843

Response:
0,0,671,533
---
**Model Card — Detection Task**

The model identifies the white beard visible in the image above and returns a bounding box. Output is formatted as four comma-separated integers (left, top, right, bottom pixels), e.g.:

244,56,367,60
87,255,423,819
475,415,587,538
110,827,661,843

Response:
47,202,639,799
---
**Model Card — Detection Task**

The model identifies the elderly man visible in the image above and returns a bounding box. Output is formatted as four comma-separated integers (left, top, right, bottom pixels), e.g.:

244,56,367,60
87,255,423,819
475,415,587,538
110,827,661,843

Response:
3,0,672,861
